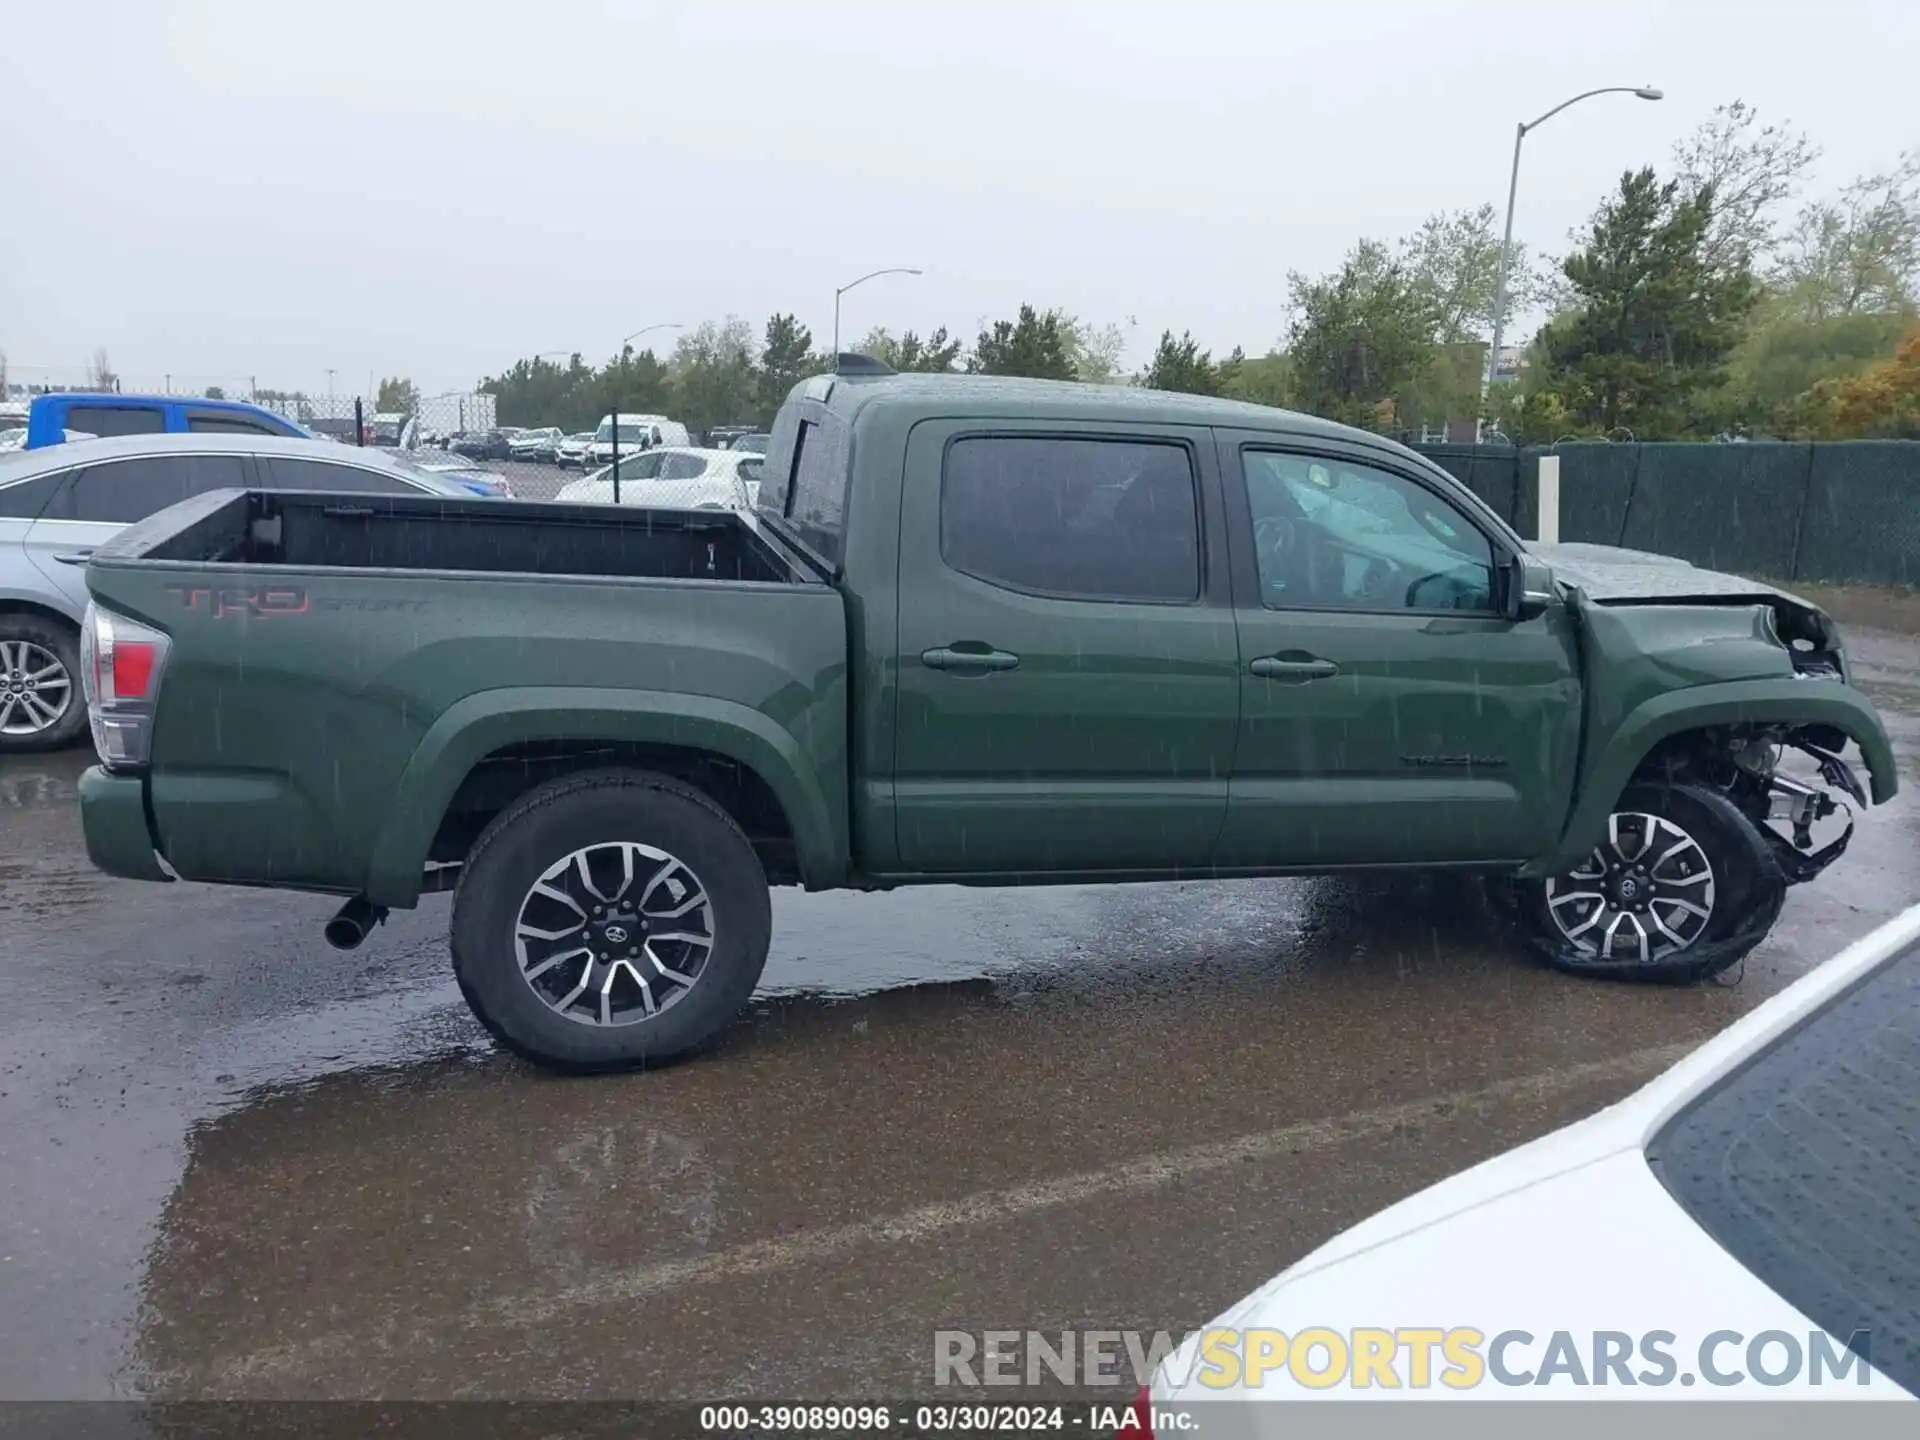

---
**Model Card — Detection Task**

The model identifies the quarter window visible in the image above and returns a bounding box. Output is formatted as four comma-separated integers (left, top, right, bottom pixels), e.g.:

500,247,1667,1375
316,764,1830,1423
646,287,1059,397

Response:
941,435,1201,603
0,470,69,519
1242,451,1496,612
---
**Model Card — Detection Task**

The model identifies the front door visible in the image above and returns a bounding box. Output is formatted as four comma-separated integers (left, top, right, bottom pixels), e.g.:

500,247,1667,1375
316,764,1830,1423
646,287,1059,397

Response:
1215,436,1582,867
891,419,1241,875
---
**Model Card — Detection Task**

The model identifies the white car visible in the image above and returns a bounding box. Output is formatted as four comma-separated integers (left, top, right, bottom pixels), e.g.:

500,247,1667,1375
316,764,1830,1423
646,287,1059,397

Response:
507,426,564,462
555,432,594,470
584,412,691,470
1138,902,1920,1421
556,446,760,511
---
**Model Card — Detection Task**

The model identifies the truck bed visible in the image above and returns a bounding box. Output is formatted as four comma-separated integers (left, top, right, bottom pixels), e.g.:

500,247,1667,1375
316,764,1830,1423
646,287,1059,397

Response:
102,488,812,586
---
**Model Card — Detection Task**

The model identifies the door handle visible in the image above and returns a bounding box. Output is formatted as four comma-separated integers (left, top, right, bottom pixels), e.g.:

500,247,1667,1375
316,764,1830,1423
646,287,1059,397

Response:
922,646,1020,673
52,549,96,566
1250,655,1338,681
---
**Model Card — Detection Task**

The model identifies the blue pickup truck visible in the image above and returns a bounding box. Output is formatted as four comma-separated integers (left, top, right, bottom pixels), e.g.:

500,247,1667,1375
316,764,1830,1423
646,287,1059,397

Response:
20,393,310,449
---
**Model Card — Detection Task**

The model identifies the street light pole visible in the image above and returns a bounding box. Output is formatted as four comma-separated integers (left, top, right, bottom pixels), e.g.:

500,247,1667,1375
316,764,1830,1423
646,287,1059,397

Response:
1483,85,1664,414
833,267,923,365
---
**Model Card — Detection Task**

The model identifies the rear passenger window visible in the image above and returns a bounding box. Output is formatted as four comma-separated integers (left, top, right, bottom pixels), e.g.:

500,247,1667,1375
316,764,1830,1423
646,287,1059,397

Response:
941,435,1201,603
658,453,708,481
0,470,69,519
50,455,250,523
785,415,850,566
62,407,167,438
261,458,412,494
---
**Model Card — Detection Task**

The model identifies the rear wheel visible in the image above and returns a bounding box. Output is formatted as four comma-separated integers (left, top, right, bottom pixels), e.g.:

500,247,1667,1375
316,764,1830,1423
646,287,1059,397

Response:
0,615,86,753
1517,781,1786,983
450,769,772,1073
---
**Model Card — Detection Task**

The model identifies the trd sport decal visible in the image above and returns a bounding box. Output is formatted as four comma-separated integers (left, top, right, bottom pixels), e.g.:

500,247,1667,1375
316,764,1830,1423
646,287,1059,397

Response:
163,584,429,618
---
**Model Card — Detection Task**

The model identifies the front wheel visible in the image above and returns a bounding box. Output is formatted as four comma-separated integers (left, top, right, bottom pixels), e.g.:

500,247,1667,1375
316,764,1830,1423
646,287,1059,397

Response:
1516,781,1786,983
450,769,772,1073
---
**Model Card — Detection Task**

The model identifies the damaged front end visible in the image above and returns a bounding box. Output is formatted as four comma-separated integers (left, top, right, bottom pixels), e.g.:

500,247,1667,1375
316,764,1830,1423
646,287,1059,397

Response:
1727,727,1867,884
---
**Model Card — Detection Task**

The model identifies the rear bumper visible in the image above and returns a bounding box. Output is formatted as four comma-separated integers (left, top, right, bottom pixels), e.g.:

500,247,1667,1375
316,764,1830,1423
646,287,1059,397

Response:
78,765,172,883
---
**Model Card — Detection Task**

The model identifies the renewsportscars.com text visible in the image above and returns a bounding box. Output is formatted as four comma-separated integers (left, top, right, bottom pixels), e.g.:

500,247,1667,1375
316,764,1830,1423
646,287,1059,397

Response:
934,1326,1881,1391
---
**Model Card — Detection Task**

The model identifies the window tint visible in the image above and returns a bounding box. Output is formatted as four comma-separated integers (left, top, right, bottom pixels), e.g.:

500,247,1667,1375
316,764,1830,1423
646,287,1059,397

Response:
658,453,708,481
261,457,414,494
1242,451,1496,612
63,405,167,438
52,455,250,523
941,436,1200,603
786,414,851,565
609,453,666,482
187,413,279,435
1645,936,1920,1395
0,470,69,519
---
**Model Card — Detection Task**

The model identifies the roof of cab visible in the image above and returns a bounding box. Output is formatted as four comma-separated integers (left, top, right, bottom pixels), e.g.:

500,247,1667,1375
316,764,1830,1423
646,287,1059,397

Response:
803,368,1408,451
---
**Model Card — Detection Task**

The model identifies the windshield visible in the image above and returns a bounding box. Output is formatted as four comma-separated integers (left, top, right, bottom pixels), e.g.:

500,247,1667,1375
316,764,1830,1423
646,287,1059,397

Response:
1645,930,1920,1395
594,420,654,444
733,434,770,455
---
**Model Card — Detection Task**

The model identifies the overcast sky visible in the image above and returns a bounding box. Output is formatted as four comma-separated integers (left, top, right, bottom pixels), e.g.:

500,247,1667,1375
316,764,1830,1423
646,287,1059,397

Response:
2,0,1916,397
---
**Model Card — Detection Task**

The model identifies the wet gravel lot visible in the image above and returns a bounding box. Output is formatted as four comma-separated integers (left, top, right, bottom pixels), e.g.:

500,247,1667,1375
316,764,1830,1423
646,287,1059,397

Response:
1,620,1916,1401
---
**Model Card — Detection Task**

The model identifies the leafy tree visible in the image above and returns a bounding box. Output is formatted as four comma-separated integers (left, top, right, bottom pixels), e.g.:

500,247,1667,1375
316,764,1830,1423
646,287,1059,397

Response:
968,305,1078,380
1220,347,1292,409
1065,317,1133,384
598,347,673,421
1772,151,1920,319
203,385,226,400
482,353,598,429
1673,100,1819,275
855,325,964,373
759,312,816,415
1530,168,1760,437
1141,330,1224,395
1398,204,1539,344
1785,327,1920,437
1721,300,1910,431
671,317,760,435
375,375,420,414
1285,242,1437,429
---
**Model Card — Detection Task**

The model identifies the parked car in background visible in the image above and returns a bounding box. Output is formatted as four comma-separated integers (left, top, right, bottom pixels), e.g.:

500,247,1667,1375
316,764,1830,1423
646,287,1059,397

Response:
703,425,757,450
380,448,516,498
729,432,771,456
0,428,25,453
1142,902,1920,1409
450,429,513,461
508,426,565,463
0,434,492,753
369,412,416,448
556,446,757,511
19,393,310,450
555,432,594,469
585,413,690,470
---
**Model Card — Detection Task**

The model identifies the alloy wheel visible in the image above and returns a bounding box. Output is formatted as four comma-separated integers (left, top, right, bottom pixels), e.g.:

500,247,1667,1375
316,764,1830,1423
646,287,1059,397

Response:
1543,811,1717,965
513,842,717,1027
0,640,74,737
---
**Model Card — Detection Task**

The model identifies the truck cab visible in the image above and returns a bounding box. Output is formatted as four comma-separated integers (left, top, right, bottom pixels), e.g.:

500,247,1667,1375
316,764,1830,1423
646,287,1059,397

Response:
22,393,310,449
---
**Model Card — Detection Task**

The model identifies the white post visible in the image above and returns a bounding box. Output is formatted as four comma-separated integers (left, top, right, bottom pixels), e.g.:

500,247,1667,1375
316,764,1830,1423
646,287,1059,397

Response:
1536,454,1561,544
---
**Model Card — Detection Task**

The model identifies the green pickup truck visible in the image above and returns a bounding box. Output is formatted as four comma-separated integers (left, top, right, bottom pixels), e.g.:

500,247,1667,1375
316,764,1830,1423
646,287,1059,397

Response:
76,366,1897,1071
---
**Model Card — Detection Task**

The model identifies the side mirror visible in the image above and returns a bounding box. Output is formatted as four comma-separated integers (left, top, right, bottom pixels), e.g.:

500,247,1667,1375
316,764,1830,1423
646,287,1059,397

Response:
1508,554,1556,620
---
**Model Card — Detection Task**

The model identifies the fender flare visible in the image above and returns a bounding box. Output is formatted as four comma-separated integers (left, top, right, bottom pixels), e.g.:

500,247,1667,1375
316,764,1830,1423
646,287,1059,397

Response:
1527,679,1899,878
362,685,845,906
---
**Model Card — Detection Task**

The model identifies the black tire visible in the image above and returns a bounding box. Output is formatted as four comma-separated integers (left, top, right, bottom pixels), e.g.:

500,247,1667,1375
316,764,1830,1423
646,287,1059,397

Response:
450,768,772,1073
1515,781,1786,984
0,613,88,754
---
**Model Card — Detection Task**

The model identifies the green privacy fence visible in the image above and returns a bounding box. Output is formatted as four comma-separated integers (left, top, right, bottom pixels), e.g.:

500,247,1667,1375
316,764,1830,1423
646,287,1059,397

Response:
1414,442,1920,588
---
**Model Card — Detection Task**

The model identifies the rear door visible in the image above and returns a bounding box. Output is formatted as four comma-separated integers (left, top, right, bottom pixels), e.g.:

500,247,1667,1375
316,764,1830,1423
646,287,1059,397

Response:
1214,434,1581,866
890,419,1241,875
24,452,255,611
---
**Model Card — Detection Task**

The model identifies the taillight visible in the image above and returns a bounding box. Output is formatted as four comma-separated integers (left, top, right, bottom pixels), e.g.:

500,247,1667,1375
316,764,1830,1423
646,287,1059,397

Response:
80,602,171,770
